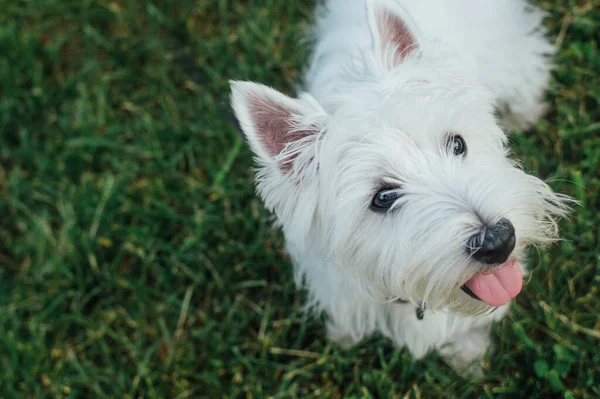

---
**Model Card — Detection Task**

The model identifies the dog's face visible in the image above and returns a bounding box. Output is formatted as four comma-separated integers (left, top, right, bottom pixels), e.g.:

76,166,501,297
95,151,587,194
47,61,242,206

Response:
231,0,568,315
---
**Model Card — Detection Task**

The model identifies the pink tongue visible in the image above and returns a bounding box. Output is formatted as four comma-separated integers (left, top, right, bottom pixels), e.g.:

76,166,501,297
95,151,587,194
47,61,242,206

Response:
464,259,523,307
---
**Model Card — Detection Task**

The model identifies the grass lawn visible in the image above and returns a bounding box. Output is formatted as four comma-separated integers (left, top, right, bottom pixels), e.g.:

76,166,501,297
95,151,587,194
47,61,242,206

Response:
0,0,599,397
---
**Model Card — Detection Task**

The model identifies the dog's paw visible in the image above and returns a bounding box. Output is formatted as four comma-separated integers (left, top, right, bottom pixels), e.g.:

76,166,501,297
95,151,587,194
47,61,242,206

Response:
439,326,492,377
326,322,360,350
444,354,485,378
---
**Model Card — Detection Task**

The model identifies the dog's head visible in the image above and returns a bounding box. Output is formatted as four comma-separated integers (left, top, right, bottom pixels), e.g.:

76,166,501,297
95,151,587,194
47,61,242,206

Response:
230,0,569,315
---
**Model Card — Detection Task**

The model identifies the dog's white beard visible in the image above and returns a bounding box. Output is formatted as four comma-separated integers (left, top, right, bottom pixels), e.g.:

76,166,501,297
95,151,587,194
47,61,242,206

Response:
298,150,571,317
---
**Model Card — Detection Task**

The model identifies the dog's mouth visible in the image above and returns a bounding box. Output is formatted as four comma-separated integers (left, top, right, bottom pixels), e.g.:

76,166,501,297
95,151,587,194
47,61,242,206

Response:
460,259,523,307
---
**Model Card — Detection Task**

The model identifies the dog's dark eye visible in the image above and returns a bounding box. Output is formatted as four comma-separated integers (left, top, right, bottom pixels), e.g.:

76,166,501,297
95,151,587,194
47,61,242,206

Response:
447,134,467,156
371,188,402,212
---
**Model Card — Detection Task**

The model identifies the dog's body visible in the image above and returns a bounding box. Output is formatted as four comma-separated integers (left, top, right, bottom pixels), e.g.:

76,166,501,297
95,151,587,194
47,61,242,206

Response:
307,0,554,131
231,0,568,373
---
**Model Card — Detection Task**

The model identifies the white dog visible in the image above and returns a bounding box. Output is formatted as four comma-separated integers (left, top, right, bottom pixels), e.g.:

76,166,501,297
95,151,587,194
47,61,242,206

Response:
230,0,569,373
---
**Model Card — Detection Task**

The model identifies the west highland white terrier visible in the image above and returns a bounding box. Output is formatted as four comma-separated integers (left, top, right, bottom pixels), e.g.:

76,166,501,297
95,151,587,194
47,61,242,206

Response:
230,0,570,373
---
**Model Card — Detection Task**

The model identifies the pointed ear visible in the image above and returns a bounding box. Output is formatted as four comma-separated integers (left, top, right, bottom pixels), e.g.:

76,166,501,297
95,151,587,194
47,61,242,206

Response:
230,81,325,172
367,0,420,66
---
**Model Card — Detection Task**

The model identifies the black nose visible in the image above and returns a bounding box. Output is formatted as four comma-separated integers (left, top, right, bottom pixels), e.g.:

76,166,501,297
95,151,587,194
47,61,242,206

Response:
468,218,516,265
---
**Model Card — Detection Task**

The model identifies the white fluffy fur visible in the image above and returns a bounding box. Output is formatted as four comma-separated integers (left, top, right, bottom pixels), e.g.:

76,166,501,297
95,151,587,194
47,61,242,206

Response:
230,0,569,374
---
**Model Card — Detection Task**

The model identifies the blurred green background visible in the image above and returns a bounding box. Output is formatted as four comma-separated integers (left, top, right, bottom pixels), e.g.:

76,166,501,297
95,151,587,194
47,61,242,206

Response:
0,0,598,397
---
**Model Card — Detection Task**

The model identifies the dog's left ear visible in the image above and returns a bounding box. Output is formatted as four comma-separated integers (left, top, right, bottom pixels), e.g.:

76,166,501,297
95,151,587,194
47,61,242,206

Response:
367,0,420,67
230,81,326,174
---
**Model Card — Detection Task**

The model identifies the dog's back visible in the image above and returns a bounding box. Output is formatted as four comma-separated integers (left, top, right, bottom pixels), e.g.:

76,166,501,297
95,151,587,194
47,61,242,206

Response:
306,0,554,129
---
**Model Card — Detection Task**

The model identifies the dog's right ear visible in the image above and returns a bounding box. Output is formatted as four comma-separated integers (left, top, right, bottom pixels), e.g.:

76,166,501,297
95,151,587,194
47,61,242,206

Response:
230,81,327,174
367,0,420,67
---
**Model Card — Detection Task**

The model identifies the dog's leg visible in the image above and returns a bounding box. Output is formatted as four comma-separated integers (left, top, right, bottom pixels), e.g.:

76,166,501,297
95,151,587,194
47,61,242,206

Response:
324,301,384,350
326,321,362,350
439,324,493,377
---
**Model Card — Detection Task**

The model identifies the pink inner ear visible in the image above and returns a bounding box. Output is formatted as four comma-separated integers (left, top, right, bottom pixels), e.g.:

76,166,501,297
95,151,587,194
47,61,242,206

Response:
376,10,417,59
248,93,313,170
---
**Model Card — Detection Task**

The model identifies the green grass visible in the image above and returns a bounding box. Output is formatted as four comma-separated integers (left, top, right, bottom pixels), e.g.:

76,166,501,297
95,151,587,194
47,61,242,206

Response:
0,0,598,397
